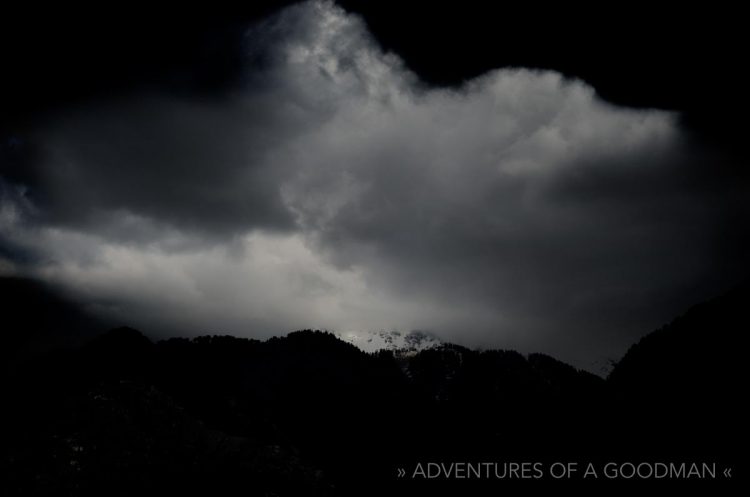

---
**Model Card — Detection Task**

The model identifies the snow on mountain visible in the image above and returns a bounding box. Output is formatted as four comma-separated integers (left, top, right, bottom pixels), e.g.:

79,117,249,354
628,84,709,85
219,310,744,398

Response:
337,330,441,354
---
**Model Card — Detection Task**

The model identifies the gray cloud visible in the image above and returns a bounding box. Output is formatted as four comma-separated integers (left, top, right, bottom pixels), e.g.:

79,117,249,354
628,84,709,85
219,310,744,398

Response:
28,96,293,238
1,1,747,370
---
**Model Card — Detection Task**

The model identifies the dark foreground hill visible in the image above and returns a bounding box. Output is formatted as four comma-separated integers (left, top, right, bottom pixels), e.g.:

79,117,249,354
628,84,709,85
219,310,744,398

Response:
0,277,104,370
1,284,746,496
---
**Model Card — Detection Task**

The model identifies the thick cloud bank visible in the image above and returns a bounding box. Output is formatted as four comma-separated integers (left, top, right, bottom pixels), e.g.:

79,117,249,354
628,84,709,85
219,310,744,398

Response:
1,1,745,370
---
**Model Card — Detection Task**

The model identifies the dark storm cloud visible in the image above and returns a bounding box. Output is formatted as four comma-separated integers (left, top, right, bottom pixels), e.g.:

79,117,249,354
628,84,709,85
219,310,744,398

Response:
1,1,747,370
22,96,296,239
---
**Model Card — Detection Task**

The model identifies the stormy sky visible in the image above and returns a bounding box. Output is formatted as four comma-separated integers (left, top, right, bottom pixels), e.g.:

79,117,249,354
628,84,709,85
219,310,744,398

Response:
1,1,748,370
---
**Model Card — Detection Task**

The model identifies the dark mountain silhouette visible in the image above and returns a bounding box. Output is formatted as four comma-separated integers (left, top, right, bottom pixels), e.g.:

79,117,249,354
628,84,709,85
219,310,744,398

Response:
606,284,747,459
0,276,108,371
609,284,746,395
2,283,744,495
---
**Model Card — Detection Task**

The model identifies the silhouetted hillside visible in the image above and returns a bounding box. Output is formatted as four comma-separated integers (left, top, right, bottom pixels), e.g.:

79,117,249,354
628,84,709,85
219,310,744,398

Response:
0,276,108,370
2,286,745,495
609,284,747,395
606,285,747,458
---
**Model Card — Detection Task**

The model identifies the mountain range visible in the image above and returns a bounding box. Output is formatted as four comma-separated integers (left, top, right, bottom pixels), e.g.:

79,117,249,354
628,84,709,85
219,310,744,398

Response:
1,277,745,495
